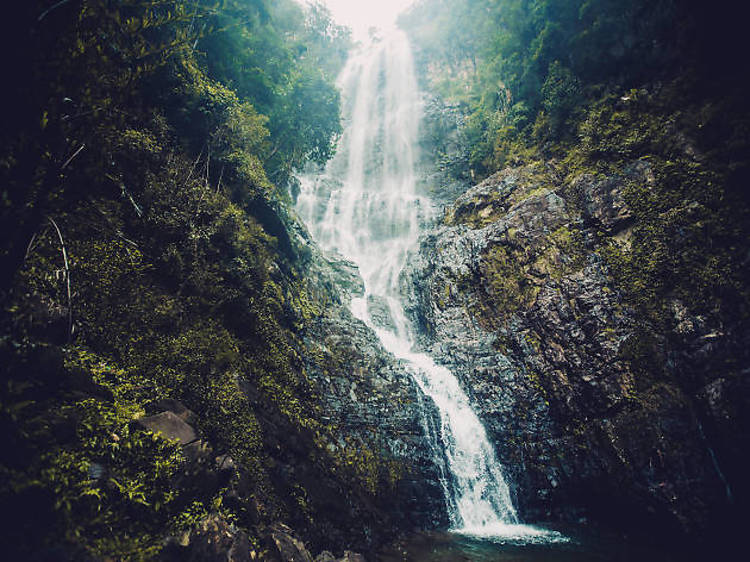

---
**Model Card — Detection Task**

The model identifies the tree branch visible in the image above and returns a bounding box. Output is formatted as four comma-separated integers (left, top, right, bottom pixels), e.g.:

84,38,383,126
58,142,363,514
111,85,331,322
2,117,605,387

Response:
47,217,73,342
38,0,74,22
61,143,85,170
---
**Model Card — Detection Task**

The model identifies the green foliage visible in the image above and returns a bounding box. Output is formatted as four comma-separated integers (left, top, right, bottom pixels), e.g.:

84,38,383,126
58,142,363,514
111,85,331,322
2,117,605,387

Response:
0,342,194,559
41,396,185,558
540,61,581,134
0,0,362,558
196,0,348,187
577,92,676,159
267,68,343,177
401,0,720,179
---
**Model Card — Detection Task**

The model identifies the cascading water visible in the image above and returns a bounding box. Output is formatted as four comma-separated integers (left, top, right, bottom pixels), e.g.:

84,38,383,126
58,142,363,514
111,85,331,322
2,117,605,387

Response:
297,30,553,541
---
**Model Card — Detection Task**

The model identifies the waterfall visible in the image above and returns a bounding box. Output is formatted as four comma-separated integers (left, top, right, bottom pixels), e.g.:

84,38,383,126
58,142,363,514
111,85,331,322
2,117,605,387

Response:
297,30,550,540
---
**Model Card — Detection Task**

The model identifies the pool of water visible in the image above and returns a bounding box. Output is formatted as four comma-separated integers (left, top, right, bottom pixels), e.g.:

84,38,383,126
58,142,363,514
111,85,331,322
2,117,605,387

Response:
376,526,685,561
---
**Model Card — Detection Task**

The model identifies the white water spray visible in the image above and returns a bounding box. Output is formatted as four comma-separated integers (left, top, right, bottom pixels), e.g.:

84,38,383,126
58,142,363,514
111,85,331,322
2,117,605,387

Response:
297,30,553,541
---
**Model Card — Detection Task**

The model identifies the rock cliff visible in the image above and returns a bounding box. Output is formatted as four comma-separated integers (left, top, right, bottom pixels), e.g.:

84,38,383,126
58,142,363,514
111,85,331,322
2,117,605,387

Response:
403,161,748,542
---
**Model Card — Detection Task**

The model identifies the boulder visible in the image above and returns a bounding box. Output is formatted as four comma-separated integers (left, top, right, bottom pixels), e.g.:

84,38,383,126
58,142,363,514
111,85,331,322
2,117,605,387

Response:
164,514,250,562
313,550,365,562
182,440,211,462
269,523,313,562
136,411,197,445
146,399,197,424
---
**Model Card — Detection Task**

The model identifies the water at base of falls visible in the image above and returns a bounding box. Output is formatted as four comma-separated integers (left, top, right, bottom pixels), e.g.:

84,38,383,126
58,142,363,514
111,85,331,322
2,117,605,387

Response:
377,527,689,561
296,30,561,542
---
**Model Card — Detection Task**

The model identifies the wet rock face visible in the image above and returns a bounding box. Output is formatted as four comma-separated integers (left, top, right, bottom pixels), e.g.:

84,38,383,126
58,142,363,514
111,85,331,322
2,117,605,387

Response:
302,302,449,533
252,234,449,554
403,163,744,540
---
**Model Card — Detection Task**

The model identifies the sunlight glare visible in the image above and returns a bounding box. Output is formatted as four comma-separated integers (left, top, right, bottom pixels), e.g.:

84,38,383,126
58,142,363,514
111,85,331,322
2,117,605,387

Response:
315,0,416,41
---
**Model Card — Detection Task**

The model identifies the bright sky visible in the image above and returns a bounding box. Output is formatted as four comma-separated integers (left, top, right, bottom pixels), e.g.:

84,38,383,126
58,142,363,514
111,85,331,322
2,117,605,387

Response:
314,0,417,41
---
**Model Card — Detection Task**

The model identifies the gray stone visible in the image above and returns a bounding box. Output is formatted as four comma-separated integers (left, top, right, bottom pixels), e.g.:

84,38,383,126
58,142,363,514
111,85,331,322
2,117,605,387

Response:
216,454,236,471
270,523,313,562
136,411,197,445
147,399,196,423
366,294,395,331
175,514,250,561
182,440,210,462
297,249,450,533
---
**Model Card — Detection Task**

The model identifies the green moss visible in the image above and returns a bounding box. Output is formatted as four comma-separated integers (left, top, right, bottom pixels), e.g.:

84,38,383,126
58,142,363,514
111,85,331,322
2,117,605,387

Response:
472,220,586,327
456,79,749,402
547,225,586,280
526,369,544,393
586,117,747,332
479,244,538,318
447,164,552,228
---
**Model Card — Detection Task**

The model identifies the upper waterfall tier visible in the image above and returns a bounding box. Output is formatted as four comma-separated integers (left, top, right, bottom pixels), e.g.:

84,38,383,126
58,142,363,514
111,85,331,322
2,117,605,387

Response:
298,31,429,304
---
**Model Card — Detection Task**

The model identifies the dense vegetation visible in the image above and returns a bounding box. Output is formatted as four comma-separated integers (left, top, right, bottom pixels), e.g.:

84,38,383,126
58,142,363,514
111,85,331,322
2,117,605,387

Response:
0,1,410,559
402,0,748,172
